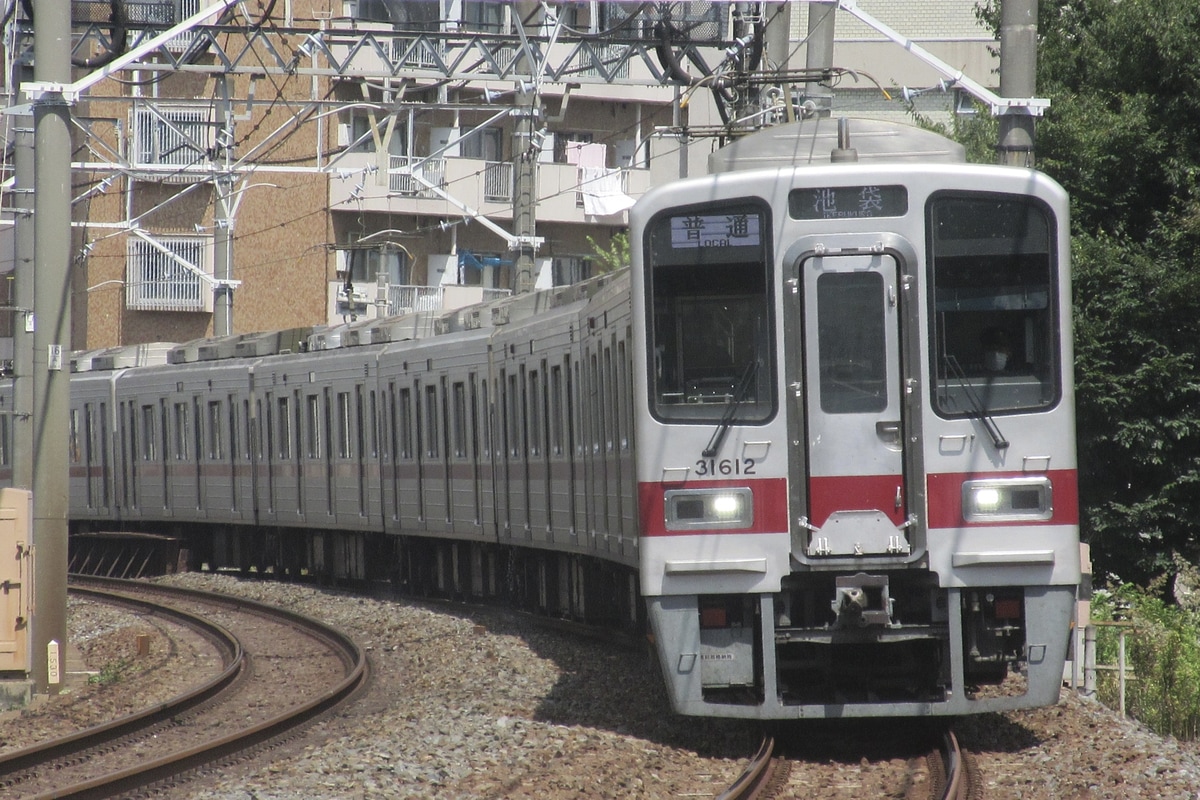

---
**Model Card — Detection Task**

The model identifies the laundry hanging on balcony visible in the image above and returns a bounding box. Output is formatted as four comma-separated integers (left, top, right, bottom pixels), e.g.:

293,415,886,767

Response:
579,166,635,217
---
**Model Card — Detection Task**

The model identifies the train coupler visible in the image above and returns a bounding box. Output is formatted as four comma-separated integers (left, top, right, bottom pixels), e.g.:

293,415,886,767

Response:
831,572,895,628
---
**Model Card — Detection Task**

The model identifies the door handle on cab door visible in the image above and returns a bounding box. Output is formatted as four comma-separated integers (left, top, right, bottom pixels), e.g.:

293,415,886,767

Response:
875,420,902,449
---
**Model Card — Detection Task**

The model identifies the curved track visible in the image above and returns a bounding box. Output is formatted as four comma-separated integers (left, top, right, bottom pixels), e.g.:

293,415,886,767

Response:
0,576,368,799
717,728,982,800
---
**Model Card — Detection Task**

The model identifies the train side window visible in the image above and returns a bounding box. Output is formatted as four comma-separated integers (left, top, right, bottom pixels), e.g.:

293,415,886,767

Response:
928,193,1060,416
528,369,542,458
425,384,439,459
228,396,239,461
398,387,413,459
276,397,291,459
69,408,81,463
644,200,775,423
141,405,156,461
85,405,97,466
452,382,467,458
368,390,378,458
306,394,321,459
207,401,223,460
550,365,564,456
337,391,352,459
173,402,189,460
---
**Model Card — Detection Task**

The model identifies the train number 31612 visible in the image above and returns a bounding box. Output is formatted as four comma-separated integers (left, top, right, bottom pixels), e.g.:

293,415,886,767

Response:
694,458,756,477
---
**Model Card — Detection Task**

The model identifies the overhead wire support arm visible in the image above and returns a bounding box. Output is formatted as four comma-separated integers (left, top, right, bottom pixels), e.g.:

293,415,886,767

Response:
828,0,1049,116
17,0,242,106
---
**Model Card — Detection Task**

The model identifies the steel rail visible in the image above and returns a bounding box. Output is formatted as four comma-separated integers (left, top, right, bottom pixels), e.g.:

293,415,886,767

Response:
939,729,969,800
0,584,244,781
1,576,368,800
716,735,778,800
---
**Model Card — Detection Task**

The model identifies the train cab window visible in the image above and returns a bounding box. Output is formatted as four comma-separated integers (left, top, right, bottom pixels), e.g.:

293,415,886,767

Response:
644,200,775,423
817,272,887,413
928,193,1060,416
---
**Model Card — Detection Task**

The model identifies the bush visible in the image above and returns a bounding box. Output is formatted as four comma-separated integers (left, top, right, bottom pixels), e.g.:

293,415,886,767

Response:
1092,584,1200,739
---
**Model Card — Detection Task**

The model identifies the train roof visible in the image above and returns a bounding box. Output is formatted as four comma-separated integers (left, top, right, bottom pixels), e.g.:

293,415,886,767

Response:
708,117,965,174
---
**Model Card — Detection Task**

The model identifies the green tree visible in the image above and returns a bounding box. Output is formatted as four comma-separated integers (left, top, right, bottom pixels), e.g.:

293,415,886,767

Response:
979,0,1200,582
586,231,630,273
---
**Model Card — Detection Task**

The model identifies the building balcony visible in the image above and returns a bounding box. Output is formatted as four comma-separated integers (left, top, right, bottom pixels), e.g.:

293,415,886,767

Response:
329,151,651,223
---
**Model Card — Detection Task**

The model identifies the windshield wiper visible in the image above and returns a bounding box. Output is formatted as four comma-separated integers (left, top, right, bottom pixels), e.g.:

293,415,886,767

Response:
702,359,758,458
943,354,1009,450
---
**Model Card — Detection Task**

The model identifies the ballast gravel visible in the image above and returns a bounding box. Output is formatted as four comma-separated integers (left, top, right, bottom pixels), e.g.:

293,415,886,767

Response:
3,572,1200,799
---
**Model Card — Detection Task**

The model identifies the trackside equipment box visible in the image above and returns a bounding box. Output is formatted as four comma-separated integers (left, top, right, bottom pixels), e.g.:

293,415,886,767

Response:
0,488,32,674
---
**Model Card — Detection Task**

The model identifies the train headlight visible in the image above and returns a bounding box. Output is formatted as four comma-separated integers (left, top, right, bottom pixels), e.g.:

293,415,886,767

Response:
962,477,1053,522
664,488,754,531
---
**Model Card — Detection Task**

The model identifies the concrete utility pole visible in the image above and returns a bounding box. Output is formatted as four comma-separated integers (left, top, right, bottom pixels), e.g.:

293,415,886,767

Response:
213,77,236,337
802,2,837,117
31,0,73,693
12,90,34,493
762,1,793,76
511,1,542,295
998,0,1038,166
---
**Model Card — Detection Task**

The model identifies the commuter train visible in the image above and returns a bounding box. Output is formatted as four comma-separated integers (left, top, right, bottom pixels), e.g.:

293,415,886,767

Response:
20,118,1079,719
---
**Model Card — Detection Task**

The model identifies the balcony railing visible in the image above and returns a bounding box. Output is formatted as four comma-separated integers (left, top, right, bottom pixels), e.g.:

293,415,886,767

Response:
389,156,446,197
483,161,511,203
388,285,510,314
333,281,511,325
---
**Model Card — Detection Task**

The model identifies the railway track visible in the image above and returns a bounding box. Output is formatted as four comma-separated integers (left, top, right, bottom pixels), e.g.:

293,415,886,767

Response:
929,730,981,800
717,728,982,800
0,576,368,799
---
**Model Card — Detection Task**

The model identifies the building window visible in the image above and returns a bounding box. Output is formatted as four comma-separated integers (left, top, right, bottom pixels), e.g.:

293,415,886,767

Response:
131,105,211,172
338,241,410,287
552,256,592,286
461,126,502,161
344,111,407,156
126,235,212,312
554,131,594,164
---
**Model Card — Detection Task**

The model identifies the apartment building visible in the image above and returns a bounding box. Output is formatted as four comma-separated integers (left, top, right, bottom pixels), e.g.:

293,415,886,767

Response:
1,1,1000,350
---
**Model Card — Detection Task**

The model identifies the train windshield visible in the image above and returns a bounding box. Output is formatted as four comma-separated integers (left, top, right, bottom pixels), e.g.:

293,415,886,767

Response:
928,193,1060,417
644,201,775,423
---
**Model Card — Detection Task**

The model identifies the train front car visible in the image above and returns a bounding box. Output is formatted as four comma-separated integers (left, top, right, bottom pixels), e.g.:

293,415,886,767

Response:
632,156,1079,719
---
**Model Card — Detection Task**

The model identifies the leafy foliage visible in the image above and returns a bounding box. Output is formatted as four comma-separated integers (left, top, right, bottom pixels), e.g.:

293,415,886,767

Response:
586,231,630,274
1093,583,1200,739
972,1,1200,582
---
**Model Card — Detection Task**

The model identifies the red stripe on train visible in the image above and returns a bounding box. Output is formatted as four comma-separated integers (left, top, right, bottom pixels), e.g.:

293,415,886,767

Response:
926,469,1078,528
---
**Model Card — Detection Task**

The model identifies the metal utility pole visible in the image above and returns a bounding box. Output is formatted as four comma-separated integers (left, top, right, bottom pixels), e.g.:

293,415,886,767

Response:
998,0,1038,166
31,0,73,693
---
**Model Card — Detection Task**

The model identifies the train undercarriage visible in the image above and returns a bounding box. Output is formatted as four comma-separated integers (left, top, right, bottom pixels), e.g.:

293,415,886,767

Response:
67,523,645,632
648,570,1076,718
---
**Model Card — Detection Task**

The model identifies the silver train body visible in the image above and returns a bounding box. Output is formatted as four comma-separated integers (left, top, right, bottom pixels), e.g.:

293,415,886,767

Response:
7,120,1077,720
632,127,1079,718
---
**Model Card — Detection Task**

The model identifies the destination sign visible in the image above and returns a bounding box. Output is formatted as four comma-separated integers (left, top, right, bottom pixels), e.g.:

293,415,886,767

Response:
669,212,762,249
789,185,908,220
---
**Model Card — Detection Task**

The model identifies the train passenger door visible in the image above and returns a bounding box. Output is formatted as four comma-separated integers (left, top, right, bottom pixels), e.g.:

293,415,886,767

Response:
794,251,911,558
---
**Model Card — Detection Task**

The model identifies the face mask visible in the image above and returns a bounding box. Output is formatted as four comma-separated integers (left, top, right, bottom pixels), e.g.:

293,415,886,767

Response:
985,350,1008,372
